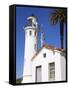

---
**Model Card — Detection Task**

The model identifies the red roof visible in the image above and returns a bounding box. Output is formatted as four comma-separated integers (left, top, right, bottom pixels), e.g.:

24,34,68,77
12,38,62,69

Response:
31,44,65,60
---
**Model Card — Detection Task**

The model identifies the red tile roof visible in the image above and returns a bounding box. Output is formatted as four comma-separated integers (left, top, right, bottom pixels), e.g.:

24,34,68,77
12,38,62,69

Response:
31,44,65,60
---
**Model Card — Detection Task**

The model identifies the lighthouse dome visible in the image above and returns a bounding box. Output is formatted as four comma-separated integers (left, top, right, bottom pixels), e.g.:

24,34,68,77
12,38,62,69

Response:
25,14,38,29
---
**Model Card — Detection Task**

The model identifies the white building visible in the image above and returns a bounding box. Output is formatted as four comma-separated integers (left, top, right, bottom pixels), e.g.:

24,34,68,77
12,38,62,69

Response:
22,15,66,83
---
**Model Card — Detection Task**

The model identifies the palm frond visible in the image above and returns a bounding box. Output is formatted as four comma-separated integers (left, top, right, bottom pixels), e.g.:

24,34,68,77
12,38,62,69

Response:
49,8,67,25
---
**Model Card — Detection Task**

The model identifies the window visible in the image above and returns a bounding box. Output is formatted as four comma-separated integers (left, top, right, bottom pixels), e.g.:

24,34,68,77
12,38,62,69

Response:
28,19,32,26
36,66,42,82
34,44,36,50
33,23,36,27
49,62,55,80
29,31,32,36
43,53,46,58
35,31,36,36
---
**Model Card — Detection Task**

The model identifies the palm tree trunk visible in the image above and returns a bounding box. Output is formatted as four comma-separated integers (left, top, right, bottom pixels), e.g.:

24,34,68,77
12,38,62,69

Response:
60,21,64,49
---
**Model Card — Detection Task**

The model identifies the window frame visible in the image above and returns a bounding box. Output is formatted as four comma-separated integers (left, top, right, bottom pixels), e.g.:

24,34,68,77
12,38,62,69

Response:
48,62,55,81
29,31,32,36
35,31,36,36
43,53,46,58
35,65,42,82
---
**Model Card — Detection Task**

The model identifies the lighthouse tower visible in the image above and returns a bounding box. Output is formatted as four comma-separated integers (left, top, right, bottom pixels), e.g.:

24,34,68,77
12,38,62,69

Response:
23,15,38,83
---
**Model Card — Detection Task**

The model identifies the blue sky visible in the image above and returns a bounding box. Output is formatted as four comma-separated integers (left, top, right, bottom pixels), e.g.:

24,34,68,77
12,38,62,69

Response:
16,6,66,79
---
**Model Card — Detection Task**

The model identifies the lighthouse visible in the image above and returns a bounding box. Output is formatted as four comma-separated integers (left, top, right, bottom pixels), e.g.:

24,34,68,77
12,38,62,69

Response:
23,15,38,83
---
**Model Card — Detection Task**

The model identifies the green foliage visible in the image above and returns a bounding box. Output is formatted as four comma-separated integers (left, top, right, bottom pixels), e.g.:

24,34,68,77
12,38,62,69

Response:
49,8,67,49
50,9,67,25
16,77,23,84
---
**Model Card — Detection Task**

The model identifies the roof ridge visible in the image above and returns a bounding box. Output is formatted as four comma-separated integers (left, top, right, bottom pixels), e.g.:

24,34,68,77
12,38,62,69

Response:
31,44,66,61
43,44,65,51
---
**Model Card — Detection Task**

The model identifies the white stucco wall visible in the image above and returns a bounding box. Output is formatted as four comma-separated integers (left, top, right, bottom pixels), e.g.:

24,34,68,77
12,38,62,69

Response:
31,47,66,82
23,26,38,83
60,53,66,80
23,17,38,83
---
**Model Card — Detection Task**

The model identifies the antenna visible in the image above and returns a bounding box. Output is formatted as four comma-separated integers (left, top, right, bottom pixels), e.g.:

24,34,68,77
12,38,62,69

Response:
37,23,42,32
38,24,43,32
41,31,45,47
40,24,45,47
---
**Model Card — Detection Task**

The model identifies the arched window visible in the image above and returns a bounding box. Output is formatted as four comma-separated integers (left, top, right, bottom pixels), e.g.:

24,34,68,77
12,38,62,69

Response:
35,31,36,36
29,31,32,36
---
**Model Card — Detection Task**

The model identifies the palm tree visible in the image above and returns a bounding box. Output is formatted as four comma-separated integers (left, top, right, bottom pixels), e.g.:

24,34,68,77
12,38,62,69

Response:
50,9,67,49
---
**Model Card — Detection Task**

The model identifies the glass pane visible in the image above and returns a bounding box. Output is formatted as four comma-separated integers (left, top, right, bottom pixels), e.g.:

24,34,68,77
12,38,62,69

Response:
26,19,32,26
49,62,55,80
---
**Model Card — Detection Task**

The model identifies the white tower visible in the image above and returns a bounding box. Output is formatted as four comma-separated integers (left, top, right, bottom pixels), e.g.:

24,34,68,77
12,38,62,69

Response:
23,15,38,83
